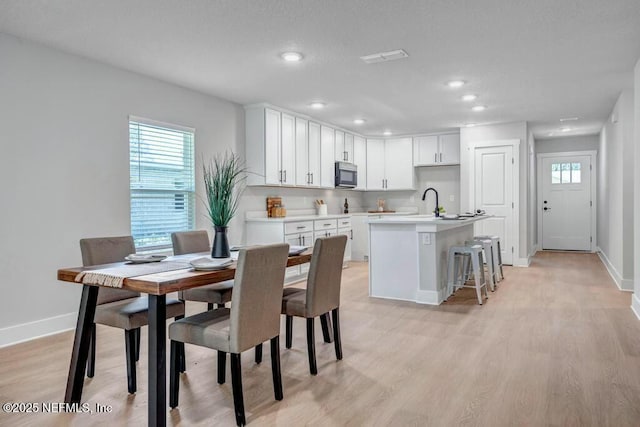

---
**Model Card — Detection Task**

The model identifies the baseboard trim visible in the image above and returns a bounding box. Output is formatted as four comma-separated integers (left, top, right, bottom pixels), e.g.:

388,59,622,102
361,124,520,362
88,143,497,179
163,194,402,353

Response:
596,247,633,292
0,312,77,348
631,294,640,321
513,257,531,267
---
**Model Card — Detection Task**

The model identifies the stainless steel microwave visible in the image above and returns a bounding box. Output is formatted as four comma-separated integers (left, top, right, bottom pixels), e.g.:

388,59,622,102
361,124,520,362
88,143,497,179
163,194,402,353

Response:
335,161,357,188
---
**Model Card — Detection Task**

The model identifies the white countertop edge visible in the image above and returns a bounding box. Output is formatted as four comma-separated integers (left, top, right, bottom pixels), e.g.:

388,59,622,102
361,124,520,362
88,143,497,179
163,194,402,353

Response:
245,214,352,222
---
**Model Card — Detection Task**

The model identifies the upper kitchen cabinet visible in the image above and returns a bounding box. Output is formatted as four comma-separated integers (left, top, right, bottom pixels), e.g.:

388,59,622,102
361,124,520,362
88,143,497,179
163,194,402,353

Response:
366,137,414,190
320,125,336,188
334,130,345,162
295,117,322,187
336,132,355,162
245,105,296,186
353,135,367,190
413,133,460,166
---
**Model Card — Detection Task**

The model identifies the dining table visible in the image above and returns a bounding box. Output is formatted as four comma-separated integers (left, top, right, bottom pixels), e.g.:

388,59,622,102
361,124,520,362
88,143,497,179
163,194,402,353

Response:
57,250,313,427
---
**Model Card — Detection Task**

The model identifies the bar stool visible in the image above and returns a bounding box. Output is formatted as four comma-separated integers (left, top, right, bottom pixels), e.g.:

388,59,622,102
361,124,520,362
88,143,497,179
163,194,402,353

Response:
474,235,504,281
446,244,488,305
466,238,497,291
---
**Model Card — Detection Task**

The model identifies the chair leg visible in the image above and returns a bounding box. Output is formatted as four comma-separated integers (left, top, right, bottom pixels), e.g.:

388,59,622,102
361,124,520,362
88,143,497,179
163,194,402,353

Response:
320,313,333,343
174,315,186,372
471,252,484,305
134,328,141,362
124,330,137,394
207,303,214,311
306,318,317,375
331,308,343,360
87,323,96,378
255,343,263,364
169,340,179,408
230,353,246,426
270,336,283,401
217,351,226,384
285,316,293,349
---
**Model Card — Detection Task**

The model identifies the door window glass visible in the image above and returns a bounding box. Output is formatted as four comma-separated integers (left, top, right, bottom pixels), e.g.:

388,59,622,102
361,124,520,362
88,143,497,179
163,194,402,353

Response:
552,162,581,184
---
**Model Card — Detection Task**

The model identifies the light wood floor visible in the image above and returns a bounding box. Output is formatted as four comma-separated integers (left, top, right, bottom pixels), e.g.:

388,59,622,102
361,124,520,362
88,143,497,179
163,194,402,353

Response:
2,252,640,426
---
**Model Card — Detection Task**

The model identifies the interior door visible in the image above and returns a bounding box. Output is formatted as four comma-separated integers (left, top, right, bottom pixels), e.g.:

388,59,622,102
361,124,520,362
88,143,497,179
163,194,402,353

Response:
541,155,592,250
473,145,514,265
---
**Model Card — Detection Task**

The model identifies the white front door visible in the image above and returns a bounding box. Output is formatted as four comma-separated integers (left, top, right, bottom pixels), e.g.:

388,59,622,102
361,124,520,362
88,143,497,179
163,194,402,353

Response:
541,155,592,250
473,145,514,265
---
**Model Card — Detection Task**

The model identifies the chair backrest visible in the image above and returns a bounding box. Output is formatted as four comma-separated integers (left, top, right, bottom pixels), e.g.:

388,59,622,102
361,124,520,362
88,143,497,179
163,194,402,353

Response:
305,235,347,317
229,243,289,353
79,236,140,304
171,230,210,255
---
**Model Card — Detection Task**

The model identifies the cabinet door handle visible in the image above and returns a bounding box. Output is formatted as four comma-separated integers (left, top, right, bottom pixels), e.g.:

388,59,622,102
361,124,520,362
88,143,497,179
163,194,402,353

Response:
440,153,443,162
434,153,437,163
310,173,313,184
279,170,283,182
296,226,306,229
341,221,349,225
283,170,287,183
298,235,302,245
350,230,353,239
302,235,305,245
324,223,332,226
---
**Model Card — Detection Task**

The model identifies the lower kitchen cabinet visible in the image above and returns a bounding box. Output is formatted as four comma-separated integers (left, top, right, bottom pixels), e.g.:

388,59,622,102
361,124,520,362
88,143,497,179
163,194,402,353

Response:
246,215,351,283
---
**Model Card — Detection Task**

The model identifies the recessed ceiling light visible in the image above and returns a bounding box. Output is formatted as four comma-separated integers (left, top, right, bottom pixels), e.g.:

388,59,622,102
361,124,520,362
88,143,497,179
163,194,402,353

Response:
309,102,326,109
560,127,571,132
281,52,303,62
383,130,392,136
462,94,477,102
353,118,366,125
447,80,466,88
560,117,579,122
471,105,487,112
465,123,477,128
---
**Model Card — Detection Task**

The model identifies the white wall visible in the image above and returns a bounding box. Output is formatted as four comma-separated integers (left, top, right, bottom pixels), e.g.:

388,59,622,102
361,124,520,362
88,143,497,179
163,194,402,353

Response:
362,166,460,214
527,130,537,255
598,89,634,291
535,135,600,153
0,34,251,345
460,121,530,264
633,57,640,318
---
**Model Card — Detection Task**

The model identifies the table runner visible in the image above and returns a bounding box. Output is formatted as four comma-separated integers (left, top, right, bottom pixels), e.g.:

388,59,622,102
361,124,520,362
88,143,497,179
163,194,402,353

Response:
75,261,192,288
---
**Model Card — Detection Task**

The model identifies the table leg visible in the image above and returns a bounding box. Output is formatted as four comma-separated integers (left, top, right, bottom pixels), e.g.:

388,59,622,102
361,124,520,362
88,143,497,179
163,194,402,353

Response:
64,285,99,403
148,294,166,427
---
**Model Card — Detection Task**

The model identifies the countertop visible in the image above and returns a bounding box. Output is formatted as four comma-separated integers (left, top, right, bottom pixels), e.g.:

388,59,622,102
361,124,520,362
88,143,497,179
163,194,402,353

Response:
368,214,491,231
350,211,418,216
245,214,351,222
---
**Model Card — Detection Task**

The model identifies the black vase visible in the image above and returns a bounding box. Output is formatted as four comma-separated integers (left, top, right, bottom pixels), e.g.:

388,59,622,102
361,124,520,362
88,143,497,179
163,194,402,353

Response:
212,226,230,258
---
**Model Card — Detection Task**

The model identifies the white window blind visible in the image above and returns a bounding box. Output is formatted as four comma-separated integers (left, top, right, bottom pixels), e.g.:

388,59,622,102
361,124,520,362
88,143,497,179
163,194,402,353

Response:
129,117,195,250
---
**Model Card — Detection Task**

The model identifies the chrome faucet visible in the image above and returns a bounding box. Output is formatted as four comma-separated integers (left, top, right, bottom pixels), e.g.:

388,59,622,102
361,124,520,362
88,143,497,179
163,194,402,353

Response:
421,187,440,217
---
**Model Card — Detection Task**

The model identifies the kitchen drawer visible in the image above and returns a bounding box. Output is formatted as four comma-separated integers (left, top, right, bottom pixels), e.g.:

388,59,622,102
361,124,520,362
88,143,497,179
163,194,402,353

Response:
284,221,314,234
314,219,338,231
337,217,352,228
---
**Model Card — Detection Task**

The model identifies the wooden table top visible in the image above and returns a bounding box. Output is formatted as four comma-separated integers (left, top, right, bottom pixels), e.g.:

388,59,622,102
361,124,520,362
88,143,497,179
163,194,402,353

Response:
57,251,313,295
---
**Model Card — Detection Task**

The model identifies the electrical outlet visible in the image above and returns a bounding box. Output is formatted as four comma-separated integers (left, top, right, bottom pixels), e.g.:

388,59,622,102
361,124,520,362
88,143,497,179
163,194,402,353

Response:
449,195,455,202
422,234,431,245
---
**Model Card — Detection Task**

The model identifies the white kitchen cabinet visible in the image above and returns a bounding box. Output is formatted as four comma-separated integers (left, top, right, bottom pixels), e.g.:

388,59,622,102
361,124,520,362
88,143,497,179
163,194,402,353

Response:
338,227,353,264
366,138,414,190
280,113,296,185
351,214,380,261
344,133,354,163
334,130,345,162
245,215,351,283
320,126,336,188
414,133,460,166
245,106,296,186
366,139,386,190
354,135,367,190
294,118,321,187
308,122,321,186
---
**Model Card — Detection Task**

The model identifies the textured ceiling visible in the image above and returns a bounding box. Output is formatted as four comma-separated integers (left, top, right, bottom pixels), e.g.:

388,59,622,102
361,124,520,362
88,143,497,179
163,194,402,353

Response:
1,0,639,138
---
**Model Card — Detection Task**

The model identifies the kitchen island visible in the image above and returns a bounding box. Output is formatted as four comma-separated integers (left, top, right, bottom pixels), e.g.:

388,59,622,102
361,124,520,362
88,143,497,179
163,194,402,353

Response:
368,215,489,305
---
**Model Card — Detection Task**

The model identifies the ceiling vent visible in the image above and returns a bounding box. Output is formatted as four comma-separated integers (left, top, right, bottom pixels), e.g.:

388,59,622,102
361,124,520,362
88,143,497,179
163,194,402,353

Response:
360,49,409,64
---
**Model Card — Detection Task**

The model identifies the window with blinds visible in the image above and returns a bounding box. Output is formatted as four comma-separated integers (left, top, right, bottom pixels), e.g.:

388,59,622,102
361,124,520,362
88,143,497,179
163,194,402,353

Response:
129,117,195,250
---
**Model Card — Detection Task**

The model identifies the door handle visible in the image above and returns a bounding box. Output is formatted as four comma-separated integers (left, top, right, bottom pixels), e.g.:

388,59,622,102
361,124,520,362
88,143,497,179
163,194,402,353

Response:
440,153,443,162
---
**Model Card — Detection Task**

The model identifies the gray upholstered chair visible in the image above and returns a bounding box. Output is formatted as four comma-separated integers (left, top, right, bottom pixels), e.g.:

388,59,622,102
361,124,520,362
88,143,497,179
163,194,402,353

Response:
281,235,347,375
171,230,233,311
168,243,289,426
80,236,186,394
